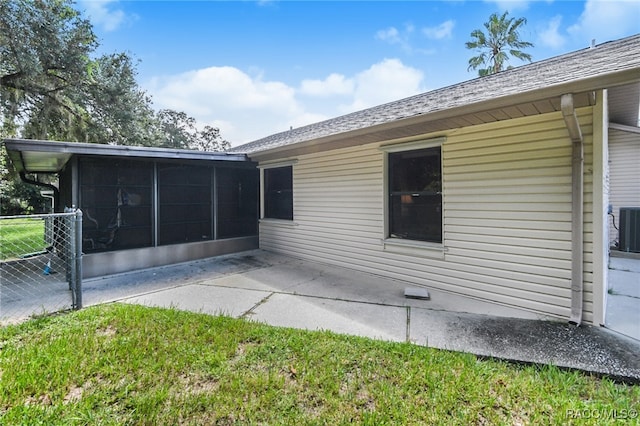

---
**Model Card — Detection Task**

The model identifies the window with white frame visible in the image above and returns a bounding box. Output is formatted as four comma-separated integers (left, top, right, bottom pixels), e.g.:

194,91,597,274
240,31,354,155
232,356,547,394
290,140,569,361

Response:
387,144,442,243
263,166,293,220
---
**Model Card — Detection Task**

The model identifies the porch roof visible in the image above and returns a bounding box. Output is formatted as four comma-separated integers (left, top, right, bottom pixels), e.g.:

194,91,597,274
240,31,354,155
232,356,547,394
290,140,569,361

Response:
2,139,249,174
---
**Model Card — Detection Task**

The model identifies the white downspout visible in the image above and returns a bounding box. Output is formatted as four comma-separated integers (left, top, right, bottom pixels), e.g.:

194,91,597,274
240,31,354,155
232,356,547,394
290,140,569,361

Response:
561,94,584,325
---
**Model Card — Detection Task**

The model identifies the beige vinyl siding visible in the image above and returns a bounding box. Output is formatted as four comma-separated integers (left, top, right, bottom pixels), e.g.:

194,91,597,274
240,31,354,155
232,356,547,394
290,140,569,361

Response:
608,128,640,248
259,108,595,323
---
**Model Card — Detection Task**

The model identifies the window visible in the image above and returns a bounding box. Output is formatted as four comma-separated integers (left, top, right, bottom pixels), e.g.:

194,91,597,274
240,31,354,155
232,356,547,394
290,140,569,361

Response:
388,146,442,243
264,166,293,220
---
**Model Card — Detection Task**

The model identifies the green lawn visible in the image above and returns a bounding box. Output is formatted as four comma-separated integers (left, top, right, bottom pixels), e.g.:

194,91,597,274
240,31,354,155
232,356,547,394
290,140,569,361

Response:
0,218,45,261
0,304,638,425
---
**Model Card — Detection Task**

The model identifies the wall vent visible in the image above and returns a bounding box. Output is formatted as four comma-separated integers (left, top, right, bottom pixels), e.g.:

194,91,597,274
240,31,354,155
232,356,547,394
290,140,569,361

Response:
619,207,640,253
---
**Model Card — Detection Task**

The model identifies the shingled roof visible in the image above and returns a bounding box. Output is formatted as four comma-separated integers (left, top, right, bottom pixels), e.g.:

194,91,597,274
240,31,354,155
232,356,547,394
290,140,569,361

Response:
231,34,640,156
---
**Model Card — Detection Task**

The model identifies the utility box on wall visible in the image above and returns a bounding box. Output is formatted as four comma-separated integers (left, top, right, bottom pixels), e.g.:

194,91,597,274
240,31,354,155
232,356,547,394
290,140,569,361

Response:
619,207,640,253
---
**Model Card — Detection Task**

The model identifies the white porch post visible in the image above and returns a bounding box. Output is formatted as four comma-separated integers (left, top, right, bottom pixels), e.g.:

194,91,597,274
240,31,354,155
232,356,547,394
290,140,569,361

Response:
592,89,609,326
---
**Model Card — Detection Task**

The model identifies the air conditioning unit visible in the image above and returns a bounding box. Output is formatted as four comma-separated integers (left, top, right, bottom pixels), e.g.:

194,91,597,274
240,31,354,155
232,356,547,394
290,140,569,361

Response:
619,207,640,253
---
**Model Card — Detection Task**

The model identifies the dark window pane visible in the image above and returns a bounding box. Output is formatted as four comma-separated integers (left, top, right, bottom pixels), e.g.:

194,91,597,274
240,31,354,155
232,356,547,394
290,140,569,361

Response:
390,194,442,242
390,148,441,193
389,147,442,243
264,166,293,220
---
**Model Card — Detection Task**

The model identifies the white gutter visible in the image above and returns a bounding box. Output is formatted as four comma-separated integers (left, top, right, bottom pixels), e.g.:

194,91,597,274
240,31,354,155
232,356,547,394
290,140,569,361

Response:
561,94,585,325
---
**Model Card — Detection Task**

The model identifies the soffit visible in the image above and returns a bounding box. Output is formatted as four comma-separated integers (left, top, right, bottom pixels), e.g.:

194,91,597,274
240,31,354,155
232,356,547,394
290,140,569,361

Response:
248,91,596,162
7,149,73,173
609,83,640,126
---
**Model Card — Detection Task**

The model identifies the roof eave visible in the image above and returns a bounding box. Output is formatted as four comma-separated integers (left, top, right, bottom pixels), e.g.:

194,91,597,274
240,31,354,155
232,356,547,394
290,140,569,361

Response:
2,139,249,173
246,67,640,162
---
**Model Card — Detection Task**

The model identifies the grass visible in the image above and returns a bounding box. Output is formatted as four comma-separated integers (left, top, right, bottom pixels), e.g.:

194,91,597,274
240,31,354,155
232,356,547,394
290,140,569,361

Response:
0,218,45,261
0,304,638,425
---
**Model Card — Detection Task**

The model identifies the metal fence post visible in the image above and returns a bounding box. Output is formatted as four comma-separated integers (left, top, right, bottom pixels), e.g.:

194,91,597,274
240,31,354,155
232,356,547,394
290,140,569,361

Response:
63,207,73,288
67,211,77,306
74,209,83,310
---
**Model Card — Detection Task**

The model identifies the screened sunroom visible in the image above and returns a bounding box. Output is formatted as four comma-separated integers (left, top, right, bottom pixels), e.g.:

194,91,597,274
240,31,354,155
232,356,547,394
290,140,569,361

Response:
4,139,259,277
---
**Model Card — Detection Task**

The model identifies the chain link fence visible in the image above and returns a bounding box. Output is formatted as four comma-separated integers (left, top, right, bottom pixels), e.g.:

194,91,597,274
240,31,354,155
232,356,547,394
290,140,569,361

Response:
0,210,82,324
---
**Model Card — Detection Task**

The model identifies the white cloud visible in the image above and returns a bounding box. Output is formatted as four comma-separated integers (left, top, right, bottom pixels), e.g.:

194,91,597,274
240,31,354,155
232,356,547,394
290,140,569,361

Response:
339,59,425,113
568,0,640,44
375,24,415,53
299,73,354,97
538,15,566,49
147,59,425,146
147,67,302,144
422,20,455,40
376,27,402,44
78,0,127,32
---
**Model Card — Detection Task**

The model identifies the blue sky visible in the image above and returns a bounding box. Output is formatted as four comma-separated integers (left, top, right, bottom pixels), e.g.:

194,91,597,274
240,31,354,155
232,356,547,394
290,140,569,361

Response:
76,0,640,146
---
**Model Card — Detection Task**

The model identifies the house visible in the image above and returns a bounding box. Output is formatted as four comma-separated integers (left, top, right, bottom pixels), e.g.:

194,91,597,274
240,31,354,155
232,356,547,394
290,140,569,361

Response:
4,34,639,327
230,34,640,327
2,140,259,277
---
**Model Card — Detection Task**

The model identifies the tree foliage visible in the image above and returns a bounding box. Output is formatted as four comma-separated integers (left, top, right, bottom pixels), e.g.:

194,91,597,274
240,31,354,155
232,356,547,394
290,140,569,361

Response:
1,0,230,214
1,0,229,148
465,11,534,77
2,0,97,140
81,52,161,146
197,125,231,152
156,110,230,151
157,109,197,150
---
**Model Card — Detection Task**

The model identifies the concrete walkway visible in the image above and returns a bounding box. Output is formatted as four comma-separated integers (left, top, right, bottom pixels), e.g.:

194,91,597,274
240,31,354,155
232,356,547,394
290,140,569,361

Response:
607,256,640,341
80,250,640,383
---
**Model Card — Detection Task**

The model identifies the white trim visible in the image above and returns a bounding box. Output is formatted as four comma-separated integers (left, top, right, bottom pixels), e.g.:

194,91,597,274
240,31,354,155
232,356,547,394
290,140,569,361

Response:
259,219,299,228
260,162,295,221
382,238,445,259
379,137,446,153
609,122,640,134
382,152,389,241
592,90,609,327
258,159,298,169
382,137,445,246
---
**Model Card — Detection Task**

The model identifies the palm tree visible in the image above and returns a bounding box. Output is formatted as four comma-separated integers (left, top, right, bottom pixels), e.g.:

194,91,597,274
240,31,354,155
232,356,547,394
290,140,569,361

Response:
466,11,534,76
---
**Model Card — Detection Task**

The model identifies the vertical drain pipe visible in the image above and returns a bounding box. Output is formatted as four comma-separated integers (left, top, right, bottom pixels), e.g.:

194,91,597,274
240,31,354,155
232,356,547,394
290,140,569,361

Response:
561,94,584,325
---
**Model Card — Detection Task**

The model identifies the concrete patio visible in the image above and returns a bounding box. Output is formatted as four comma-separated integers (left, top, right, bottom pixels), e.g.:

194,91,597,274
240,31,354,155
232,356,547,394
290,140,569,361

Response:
607,255,640,341
78,250,640,383
2,249,639,382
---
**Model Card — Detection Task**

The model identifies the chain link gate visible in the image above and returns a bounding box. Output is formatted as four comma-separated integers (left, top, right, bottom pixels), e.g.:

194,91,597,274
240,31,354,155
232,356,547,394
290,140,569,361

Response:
0,210,83,324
